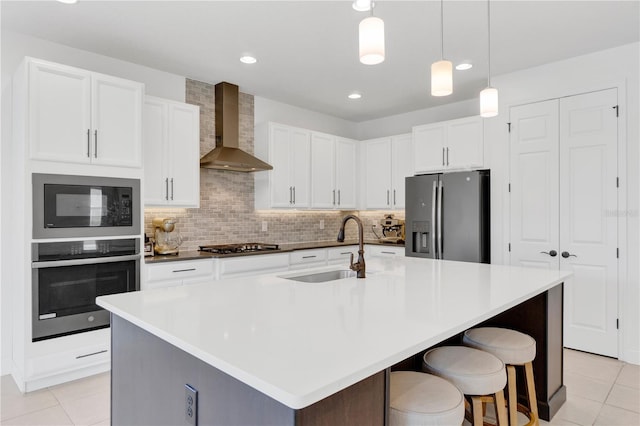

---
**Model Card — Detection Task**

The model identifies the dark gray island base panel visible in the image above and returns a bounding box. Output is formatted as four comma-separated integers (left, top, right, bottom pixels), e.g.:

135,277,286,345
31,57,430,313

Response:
110,315,385,426
109,283,564,425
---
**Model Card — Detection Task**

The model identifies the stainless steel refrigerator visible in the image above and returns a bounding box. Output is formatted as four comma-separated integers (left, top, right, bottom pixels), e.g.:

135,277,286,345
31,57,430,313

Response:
405,170,490,263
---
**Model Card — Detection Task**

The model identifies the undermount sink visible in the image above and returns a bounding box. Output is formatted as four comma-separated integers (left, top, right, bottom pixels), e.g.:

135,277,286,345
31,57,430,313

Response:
283,269,356,283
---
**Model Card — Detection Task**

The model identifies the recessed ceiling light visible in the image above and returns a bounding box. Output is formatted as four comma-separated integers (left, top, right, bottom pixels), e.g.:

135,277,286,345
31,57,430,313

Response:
455,62,473,71
348,92,362,100
353,0,373,12
240,56,257,64
56,0,78,3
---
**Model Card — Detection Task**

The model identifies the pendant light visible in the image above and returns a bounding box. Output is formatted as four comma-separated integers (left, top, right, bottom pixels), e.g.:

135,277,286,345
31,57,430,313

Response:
431,0,452,96
359,3,385,65
480,0,498,117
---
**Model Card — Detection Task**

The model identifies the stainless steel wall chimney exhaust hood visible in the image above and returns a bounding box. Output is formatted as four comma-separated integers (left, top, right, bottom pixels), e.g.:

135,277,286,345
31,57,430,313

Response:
200,82,273,172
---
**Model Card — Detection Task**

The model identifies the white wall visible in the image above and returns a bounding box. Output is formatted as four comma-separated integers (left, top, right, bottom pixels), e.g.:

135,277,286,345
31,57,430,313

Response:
355,98,479,140
254,96,357,139
1,30,186,102
487,42,640,364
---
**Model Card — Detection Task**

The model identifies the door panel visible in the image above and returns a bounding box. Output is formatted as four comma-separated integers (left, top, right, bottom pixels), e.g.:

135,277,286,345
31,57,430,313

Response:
509,100,560,271
364,138,392,209
310,133,336,209
560,88,618,357
441,172,483,263
391,134,412,209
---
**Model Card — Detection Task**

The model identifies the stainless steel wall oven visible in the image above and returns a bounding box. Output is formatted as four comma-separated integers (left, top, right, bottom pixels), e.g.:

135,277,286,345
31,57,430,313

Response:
32,238,140,341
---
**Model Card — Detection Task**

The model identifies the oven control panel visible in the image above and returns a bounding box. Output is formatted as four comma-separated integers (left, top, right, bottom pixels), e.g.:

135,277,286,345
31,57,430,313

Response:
33,238,139,261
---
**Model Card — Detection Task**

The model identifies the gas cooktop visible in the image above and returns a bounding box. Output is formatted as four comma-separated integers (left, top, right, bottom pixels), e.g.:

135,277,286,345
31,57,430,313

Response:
198,243,280,255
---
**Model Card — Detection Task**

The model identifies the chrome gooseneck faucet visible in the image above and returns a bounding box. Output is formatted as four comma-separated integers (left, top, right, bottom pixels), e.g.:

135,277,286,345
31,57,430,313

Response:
337,214,366,278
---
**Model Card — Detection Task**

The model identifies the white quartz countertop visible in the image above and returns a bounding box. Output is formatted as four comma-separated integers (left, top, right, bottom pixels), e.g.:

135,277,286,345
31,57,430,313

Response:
97,256,571,409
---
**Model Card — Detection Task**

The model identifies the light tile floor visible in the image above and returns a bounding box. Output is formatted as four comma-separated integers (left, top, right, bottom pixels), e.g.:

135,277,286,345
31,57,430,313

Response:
0,349,638,425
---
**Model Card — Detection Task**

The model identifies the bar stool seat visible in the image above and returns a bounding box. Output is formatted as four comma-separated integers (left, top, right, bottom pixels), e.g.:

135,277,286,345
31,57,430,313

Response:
463,327,539,426
390,371,465,426
423,346,508,426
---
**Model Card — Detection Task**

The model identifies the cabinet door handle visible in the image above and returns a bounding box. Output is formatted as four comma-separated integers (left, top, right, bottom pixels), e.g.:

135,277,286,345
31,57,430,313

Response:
76,349,107,359
165,178,169,201
289,186,293,204
340,252,351,255
381,251,395,255
170,178,174,201
393,189,396,205
540,250,558,257
302,255,316,259
172,268,196,273
94,130,98,158
293,186,296,204
338,189,341,206
442,147,445,166
333,189,336,205
86,129,91,157
387,190,390,205
561,251,577,259
446,147,449,166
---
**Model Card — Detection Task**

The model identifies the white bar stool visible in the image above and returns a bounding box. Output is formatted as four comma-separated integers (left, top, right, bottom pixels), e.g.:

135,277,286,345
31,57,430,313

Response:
463,327,539,426
422,346,508,426
389,371,465,426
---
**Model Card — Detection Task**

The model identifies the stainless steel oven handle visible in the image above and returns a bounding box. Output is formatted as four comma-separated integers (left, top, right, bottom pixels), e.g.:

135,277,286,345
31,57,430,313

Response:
32,254,141,269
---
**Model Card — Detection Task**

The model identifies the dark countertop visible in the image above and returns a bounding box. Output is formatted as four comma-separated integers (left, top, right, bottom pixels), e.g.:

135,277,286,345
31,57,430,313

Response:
144,240,405,264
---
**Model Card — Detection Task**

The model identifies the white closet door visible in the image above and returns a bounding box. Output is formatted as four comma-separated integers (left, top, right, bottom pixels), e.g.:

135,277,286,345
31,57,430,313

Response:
509,99,560,270
560,88,618,357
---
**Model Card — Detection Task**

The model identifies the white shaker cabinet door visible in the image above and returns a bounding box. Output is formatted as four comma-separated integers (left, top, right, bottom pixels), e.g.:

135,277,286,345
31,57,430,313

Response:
167,102,200,206
143,99,169,204
290,129,311,208
446,116,483,169
391,134,412,209
28,59,91,163
269,124,294,208
413,124,445,173
364,138,392,209
310,132,336,209
335,138,358,209
91,73,143,167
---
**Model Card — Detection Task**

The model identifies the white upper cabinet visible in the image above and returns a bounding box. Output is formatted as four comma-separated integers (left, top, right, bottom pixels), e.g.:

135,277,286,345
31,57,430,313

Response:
27,58,143,168
143,96,200,207
310,132,336,209
363,134,412,209
334,137,358,209
413,116,483,173
390,134,412,209
310,133,357,210
255,123,311,209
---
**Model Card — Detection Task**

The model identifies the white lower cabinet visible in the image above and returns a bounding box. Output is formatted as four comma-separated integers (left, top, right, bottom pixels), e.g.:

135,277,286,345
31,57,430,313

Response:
289,249,328,270
144,259,215,290
327,246,359,265
217,253,290,279
366,245,405,257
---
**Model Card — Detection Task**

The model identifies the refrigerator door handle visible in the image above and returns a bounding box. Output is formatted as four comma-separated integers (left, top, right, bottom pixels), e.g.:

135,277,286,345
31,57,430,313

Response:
437,180,443,259
431,180,437,258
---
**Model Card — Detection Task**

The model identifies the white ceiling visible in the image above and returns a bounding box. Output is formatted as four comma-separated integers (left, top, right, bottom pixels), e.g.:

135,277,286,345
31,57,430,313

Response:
2,0,638,122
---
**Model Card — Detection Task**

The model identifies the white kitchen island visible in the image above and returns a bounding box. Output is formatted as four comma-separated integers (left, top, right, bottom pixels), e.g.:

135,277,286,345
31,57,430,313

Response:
97,255,571,425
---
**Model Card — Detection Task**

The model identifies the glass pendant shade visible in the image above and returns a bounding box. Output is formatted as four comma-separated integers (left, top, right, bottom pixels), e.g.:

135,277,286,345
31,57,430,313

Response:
359,16,385,65
431,60,453,96
480,86,499,117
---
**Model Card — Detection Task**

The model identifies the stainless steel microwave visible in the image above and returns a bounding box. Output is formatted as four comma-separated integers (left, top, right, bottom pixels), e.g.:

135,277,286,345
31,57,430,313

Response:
33,173,141,239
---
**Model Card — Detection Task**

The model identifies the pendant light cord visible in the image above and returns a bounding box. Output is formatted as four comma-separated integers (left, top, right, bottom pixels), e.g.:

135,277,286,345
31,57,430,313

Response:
487,0,491,86
440,0,444,59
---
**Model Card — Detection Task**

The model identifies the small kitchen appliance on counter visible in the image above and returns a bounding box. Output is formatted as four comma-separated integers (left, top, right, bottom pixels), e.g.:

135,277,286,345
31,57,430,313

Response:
152,217,183,255
379,214,405,244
